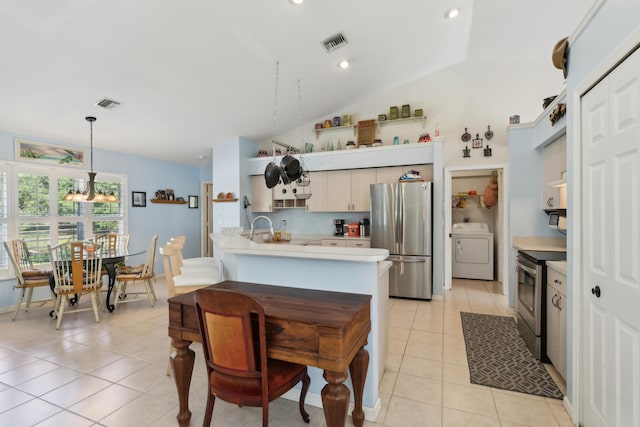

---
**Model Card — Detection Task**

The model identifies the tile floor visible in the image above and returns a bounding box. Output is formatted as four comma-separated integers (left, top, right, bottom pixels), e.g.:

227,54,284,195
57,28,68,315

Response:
0,278,574,426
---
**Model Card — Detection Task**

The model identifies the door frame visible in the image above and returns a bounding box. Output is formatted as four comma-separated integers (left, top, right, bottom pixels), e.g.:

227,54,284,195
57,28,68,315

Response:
201,181,213,257
571,28,640,426
443,163,509,297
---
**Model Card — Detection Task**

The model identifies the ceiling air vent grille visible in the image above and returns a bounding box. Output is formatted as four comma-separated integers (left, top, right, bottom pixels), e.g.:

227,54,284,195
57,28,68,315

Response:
95,98,121,110
322,33,348,52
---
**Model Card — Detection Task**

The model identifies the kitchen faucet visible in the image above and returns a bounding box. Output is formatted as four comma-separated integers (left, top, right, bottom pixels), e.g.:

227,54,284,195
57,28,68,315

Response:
249,215,274,241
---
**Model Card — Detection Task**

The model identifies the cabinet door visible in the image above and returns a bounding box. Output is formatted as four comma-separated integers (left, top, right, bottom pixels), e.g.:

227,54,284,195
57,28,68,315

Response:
376,166,404,183
327,170,352,211
322,239,347,247
346,240,370,248
306,171,328,212
351,169,376,211
249,175,273,212
542,135,566,209
557,290,567,380
404,164,434,182
546,285,559,369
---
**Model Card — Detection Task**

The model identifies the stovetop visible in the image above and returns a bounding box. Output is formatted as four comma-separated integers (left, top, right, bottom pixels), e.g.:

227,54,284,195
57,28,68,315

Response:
518,250,567,264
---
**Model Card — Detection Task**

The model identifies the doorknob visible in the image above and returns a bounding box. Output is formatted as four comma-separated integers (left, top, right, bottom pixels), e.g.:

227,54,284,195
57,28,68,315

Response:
591,285,601,298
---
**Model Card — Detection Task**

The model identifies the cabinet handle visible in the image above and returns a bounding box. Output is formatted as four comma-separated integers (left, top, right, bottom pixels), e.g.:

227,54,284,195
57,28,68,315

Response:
556,295,562,311
551,294,558,308
554,279,562,286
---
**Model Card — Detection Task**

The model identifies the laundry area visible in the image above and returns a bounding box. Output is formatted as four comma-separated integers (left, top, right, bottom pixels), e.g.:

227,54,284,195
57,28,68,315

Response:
451,170,501,281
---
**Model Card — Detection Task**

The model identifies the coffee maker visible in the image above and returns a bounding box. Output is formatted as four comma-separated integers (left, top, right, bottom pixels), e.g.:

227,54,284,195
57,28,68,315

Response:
334,219,345,236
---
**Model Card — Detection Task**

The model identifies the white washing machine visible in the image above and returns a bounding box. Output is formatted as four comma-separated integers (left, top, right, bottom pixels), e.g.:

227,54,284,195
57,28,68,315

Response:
452,222,494,280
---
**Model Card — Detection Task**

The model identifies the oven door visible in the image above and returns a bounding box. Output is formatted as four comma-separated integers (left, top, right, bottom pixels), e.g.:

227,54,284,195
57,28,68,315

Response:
516,255,542,335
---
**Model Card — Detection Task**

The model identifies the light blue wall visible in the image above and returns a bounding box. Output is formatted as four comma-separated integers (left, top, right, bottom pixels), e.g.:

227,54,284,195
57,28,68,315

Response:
1,129,206,310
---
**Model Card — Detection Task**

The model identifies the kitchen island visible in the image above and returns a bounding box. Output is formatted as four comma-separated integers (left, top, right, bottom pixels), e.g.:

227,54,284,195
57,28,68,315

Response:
211,233,391,422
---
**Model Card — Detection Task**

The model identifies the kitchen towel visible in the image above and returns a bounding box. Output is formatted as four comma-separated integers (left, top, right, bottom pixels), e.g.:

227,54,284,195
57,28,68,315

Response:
460,312,563,399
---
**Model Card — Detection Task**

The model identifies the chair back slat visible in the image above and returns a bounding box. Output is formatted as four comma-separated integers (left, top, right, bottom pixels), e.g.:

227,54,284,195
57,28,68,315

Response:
142,235,159,276
49,241,103,295
95,233,129,253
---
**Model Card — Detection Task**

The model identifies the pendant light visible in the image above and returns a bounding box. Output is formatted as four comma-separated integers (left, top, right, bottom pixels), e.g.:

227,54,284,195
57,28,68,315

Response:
62,116,119,203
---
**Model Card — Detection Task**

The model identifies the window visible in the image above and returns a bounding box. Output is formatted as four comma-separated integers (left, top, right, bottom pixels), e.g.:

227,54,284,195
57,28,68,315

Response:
0,163,127,277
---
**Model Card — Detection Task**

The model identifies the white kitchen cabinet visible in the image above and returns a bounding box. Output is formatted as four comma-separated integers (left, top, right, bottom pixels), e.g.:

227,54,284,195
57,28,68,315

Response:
376,165,433,184
305,171,328,212
322,239,347,247
375,166,404,183
546,266,567,380
542,135,566,209
346,240,370,248
326,169,375,212
249,175,273,212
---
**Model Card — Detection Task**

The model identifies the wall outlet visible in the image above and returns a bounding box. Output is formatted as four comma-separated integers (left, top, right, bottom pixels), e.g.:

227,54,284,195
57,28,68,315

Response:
282,219,287,226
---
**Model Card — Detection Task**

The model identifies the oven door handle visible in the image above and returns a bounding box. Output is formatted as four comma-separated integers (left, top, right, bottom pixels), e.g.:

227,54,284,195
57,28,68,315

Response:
516,263,537,276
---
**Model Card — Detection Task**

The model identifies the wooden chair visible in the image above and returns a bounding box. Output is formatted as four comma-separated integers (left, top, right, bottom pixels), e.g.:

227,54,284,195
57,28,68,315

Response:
169,235,215,268
94,232,130,253
3,239,54,320
194,287,310,427
48,241,103,330
161,243,222,375
113,235,158,308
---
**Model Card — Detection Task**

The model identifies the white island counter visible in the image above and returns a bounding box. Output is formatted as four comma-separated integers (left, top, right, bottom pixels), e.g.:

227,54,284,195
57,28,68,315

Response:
211,233,390,422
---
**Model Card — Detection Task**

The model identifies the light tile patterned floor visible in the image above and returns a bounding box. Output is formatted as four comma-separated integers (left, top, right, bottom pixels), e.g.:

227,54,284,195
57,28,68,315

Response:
0,278,574,426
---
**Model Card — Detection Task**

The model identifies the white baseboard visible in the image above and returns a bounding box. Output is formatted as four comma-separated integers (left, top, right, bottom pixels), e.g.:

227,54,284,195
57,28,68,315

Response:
563,396,577,426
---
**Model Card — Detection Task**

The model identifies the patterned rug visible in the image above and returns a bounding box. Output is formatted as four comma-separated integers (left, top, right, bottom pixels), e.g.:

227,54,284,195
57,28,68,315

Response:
460,312,563,399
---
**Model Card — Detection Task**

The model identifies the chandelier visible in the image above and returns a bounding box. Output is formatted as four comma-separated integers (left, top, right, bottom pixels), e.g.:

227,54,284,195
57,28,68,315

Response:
62,116,119,203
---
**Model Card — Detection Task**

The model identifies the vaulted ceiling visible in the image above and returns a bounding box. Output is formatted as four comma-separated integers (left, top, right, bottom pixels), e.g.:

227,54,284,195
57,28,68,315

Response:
0,0,591,165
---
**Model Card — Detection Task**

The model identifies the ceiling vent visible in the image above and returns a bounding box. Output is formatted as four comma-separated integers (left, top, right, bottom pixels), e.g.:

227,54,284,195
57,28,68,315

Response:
95,98,121,110
322,32,348,53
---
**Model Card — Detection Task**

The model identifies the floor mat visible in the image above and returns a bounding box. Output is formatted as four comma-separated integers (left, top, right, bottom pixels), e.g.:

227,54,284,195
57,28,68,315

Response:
460,312,563,399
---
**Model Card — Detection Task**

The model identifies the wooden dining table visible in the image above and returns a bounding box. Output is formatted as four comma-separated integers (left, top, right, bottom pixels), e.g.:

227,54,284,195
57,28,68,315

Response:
168,280,372,427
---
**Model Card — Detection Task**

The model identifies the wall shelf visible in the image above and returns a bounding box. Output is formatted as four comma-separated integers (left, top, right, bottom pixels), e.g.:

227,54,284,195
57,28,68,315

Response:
314,125,356,139
212,198,238,203
150,199,187,204
378,115,427,128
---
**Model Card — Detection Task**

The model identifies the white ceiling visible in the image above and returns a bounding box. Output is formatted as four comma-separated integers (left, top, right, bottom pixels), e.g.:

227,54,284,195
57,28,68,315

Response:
0,0,591,166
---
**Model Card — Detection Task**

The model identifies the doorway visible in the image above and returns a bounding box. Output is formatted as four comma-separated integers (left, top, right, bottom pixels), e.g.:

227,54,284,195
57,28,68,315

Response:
444,164,508,298
201,182,213,257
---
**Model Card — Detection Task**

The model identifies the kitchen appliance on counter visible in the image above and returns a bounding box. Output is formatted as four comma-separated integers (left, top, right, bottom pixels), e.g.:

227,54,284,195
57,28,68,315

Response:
370,182,433,300
516,249,566,360
334,219,345,236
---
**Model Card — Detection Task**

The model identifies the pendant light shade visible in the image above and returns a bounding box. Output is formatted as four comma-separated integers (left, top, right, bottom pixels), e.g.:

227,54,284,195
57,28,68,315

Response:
62,116,119,203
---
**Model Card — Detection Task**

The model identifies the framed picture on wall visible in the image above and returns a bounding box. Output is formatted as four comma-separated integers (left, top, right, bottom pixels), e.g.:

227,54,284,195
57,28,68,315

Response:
188,195,198,209
132,191,146,207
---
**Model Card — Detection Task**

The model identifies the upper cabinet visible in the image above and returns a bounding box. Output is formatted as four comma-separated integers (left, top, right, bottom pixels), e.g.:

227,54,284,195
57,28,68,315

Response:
305,171,328,212
250,175,273,212
542,134,567,209
375,164,434,183
325,169,376,212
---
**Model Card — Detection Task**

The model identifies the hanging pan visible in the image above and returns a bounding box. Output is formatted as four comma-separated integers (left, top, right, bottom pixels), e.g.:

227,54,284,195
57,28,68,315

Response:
264,161,281,189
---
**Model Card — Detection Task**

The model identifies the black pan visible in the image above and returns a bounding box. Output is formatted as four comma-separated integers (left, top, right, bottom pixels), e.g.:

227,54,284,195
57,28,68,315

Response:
264,161,280,188
281,155,301,181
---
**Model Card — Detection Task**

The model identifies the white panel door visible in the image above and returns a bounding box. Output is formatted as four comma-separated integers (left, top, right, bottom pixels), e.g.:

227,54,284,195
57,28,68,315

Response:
581,47,640,427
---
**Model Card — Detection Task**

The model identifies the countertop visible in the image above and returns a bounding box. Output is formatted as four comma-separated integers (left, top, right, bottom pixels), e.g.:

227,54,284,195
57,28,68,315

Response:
211,233,388,262
546,261,567,275
513,236,567,252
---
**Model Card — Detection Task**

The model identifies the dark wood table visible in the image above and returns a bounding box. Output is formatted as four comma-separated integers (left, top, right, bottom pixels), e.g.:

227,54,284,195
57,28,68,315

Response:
168,281,372,427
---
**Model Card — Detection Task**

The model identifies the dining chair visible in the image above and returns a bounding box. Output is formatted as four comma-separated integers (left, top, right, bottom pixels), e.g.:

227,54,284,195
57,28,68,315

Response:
113,234,158,308
194,287,310,427
169,235,215,267
161,242,222,375
94,232,130,252
48,241,103,330
3,239,54,320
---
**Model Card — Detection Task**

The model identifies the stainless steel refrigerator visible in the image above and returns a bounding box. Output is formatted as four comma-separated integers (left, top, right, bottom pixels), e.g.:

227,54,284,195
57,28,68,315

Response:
370,182,432,299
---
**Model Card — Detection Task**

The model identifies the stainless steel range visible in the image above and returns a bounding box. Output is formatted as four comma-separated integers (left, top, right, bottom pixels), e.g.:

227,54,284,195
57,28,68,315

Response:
516,250,566,360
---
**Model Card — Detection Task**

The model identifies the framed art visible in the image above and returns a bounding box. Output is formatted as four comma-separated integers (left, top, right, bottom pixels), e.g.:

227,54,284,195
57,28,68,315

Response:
15,138,86,167
188,195,198,209
132,191,146,207
472,136,483,149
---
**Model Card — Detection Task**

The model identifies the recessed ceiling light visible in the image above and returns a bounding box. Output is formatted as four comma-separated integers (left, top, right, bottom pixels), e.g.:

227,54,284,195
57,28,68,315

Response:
338,59,350,69
289,0,304,5
444,8,460,19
